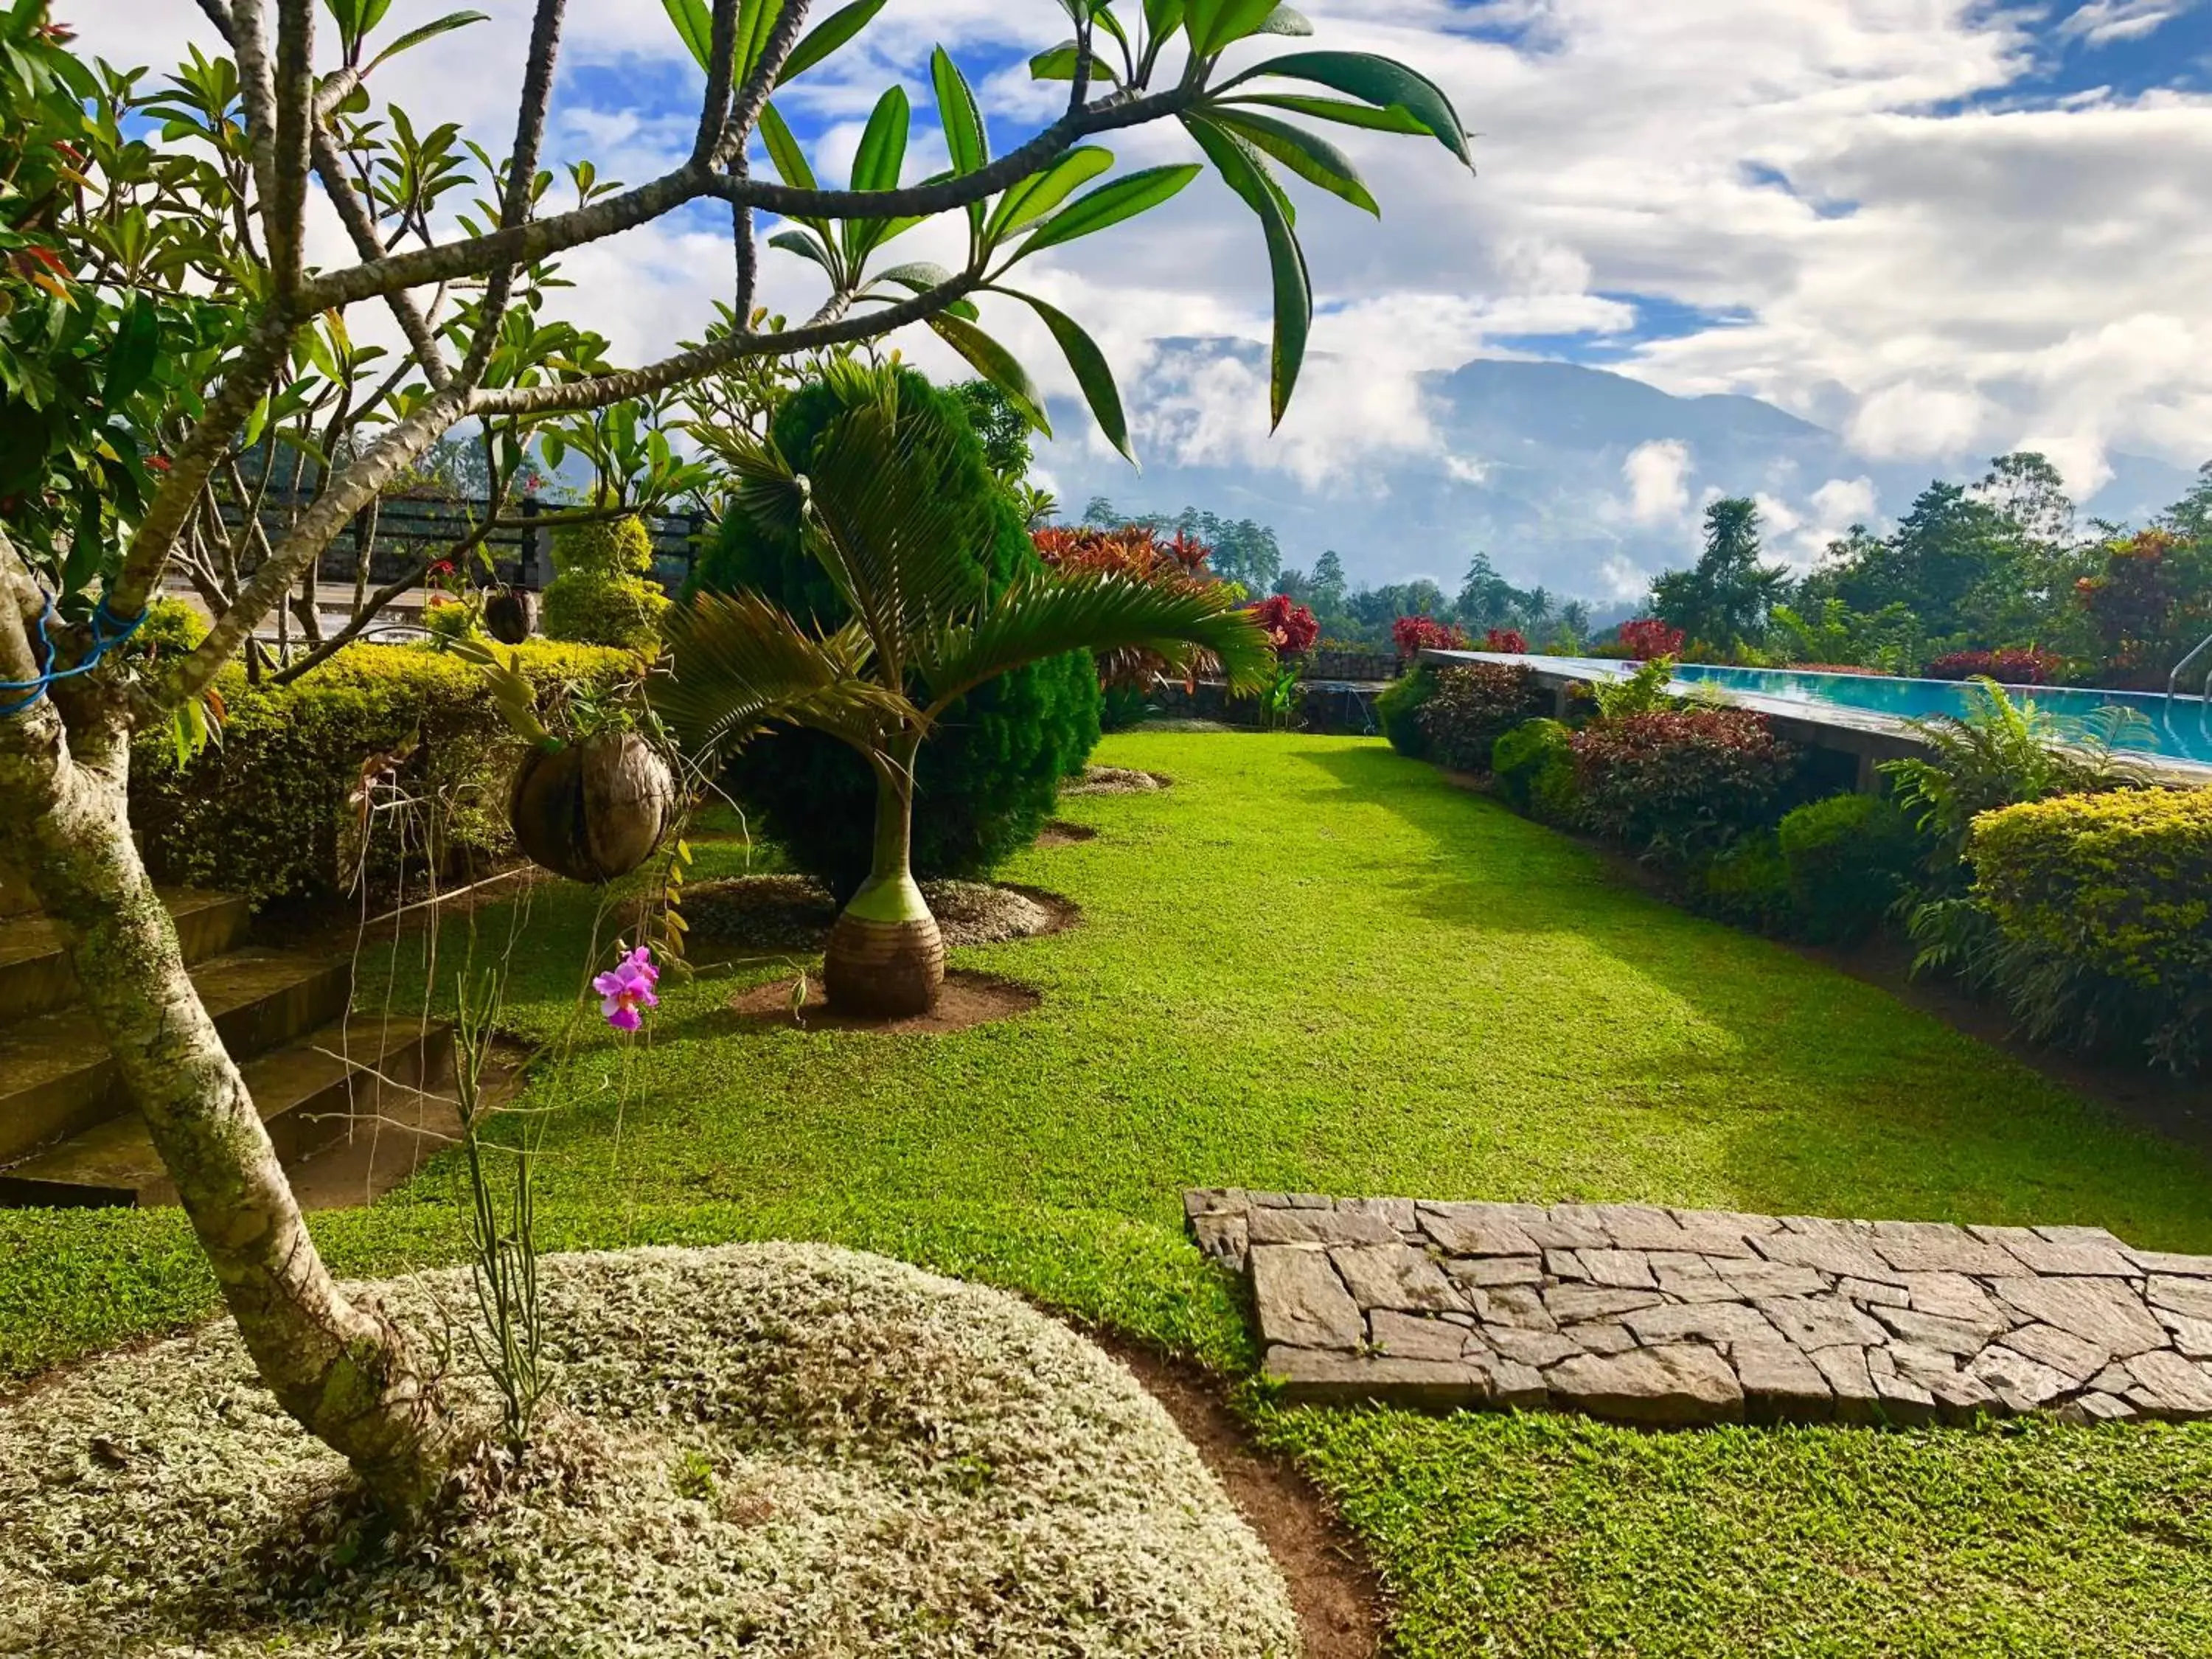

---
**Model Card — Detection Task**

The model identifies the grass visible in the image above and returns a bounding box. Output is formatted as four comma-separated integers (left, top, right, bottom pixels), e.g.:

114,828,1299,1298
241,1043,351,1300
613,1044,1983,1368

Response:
8,731,2212,1653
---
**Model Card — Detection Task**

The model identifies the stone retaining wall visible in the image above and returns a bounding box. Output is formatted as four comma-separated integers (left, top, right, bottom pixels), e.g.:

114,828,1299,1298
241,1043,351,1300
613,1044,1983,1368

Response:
1186,1189,2212,1426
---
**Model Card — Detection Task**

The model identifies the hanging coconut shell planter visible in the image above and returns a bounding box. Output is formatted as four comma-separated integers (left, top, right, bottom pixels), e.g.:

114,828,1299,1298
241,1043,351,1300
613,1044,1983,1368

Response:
484,587,536,645
508,731,677,883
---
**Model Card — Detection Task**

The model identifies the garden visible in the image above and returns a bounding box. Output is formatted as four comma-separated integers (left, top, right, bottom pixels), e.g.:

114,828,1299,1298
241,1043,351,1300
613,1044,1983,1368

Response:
6,4,2212,1658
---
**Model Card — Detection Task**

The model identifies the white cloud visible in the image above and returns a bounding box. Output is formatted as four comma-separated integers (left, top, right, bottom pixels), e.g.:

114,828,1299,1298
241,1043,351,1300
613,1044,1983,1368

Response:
1621,439,1692,523
2057,1,2199,46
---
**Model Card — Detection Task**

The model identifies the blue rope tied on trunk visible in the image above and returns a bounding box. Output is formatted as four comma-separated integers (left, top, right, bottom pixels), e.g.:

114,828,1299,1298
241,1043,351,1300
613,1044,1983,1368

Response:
0,597,148,718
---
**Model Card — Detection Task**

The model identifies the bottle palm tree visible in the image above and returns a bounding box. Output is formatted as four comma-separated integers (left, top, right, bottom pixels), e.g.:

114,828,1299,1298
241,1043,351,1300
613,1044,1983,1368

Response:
656,366,1271,1016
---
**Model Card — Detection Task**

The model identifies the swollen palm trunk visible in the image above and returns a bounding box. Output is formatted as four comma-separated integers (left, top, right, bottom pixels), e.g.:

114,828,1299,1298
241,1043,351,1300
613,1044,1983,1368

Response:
823,762,944,1017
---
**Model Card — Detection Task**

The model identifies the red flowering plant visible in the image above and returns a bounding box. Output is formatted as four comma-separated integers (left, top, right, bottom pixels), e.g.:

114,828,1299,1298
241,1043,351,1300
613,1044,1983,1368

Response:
1921,647,2065,685
1032,524,1228,689
1391,614,1470,658
1616,618,1686,659
1484,627,1529,653
1250,593,1320,655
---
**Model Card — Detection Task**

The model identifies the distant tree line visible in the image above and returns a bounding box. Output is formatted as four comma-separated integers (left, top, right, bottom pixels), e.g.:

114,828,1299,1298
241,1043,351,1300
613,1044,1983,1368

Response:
1638,453,2212,688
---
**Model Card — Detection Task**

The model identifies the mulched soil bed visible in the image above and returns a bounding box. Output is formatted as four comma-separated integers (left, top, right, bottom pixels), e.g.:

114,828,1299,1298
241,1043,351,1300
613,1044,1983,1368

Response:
682,877,1078,955
726,969,1041,1035
1062,765,1172,796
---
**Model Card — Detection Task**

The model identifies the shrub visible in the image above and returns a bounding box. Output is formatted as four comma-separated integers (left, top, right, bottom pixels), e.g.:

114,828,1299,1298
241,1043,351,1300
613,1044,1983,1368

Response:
691,368,1100,897
121,596,209,664
420,592,482,648
1571,706,1798,862
131,641,638,904
1391,615,1467,657
541,515,671,652
1776,793,1921,942
1100,684,1153,732
1699,832,1794,931
1484,627,1528,653
1616,618,1686,659
1921,647,2063,684
1251,594,1318,655
1966,787,2212,1072
1376,664,1438,758
1587,655,1680,720
1417,664,1551,773
1491,717,1572,810
1528,751,1582,825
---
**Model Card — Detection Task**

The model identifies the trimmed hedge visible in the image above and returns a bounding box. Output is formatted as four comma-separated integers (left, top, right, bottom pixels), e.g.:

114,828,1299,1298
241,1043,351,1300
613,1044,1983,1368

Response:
1777,793,1921,943
1491,717,1571,813
1571,707,1798,863
1417,663,1551,773
542,515,669,653
131,641,638,905
1376,664,1436,759
1968,787,2212,1071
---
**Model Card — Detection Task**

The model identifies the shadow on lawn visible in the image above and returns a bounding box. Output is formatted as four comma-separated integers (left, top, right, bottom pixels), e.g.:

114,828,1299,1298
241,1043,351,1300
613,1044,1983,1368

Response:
1294,742,2212,1249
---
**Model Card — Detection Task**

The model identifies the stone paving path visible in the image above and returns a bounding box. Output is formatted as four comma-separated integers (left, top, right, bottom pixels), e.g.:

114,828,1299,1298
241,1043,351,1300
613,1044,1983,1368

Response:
1186,1189,2212,1425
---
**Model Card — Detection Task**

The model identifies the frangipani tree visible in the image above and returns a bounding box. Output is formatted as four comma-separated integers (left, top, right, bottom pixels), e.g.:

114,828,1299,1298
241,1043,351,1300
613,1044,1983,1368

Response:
658,363,1270,1015
0,0,1471,1509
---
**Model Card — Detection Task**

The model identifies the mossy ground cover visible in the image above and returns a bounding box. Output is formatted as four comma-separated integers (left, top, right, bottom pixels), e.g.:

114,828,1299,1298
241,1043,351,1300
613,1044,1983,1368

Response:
9,733,2212,1654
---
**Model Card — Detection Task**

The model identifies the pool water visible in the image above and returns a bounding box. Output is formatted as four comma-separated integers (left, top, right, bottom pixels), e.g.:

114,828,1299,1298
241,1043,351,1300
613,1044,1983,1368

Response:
1457,654,2212,768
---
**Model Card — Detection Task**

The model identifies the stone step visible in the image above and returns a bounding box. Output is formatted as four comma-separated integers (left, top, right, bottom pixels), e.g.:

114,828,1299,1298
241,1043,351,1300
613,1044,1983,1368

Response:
0,1015,456,1208
0,947,352,1165
0,888,252,1021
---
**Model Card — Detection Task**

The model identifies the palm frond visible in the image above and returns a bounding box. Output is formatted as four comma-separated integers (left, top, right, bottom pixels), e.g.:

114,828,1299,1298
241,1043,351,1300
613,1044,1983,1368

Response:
792,367,1004,676
915,571,1276,714
654,588,909,762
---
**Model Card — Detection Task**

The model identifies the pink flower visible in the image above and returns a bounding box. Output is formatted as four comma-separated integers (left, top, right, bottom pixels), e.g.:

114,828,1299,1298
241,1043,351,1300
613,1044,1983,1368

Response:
593,945,659,1031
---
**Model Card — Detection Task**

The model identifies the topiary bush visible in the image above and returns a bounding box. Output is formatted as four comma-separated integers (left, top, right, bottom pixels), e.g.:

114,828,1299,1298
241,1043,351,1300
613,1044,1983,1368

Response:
1776,792,1921,943
1571,707,1798,863
688,369,1100,897
542,515,670,653
1965,787,2212,1072
1491,717,1572,811
131,640,638,904
1377,664,1439,758
1417,663,1552,773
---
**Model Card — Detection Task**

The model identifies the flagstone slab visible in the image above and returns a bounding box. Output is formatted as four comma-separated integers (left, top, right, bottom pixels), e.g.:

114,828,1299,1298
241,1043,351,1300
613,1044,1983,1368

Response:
1192,1190,2212,1428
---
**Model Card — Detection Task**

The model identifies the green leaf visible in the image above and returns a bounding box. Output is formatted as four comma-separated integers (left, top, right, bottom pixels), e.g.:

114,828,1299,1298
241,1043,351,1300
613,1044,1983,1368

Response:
1219,50,1472,167
1183,117,1310,428
659,0,713,72
1029,41,1118,83
996,287,1131,462
931,46,987,175
1015,163,1200,257
984,145,1113,243
849,85,908,191
1182,114,1293,224
1184,0,1279,56
776,0,886,85
734,0,784,83
876,260,957,290
1220,91,1432,136
1203,106,1377,214
363,10,489,74
768,228,837,274
1144,0,1186,38
1257,4,1311,34
926,313,1050,437
756,101,817,189
100,294,160,408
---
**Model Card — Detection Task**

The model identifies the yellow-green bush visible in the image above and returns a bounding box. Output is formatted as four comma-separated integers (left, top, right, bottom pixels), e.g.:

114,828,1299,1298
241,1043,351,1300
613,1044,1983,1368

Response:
131,640,637,904
1967,787,2212,1071
542,515,669,651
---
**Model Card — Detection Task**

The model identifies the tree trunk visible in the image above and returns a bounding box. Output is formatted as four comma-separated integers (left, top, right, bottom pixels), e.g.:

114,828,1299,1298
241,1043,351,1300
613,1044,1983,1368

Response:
0,693,457,1511
823,744,944,1018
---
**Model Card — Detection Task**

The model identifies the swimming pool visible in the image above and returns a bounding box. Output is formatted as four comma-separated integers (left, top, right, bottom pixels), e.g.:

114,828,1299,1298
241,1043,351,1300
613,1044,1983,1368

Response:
1430,652,2212,769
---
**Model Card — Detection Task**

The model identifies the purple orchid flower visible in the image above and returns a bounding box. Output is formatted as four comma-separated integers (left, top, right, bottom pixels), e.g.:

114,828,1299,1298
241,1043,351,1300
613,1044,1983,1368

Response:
593,944,659,1032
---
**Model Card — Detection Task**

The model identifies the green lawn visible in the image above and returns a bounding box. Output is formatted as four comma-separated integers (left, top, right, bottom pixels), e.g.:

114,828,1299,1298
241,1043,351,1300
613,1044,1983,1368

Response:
8,731,2212,1655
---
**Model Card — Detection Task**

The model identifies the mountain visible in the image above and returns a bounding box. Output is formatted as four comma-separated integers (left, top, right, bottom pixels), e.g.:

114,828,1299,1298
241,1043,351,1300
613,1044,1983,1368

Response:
1032,343,2202,602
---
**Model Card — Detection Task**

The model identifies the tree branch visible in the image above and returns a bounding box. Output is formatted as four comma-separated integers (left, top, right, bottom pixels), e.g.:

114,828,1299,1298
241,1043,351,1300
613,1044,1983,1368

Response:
311,124,451,388
164,389,474,709
691,0,742,168
297,84,1194,313
467,0,568,380
469,276,968,416
225,1,282,231
268,0,315,305
717,0,813,164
